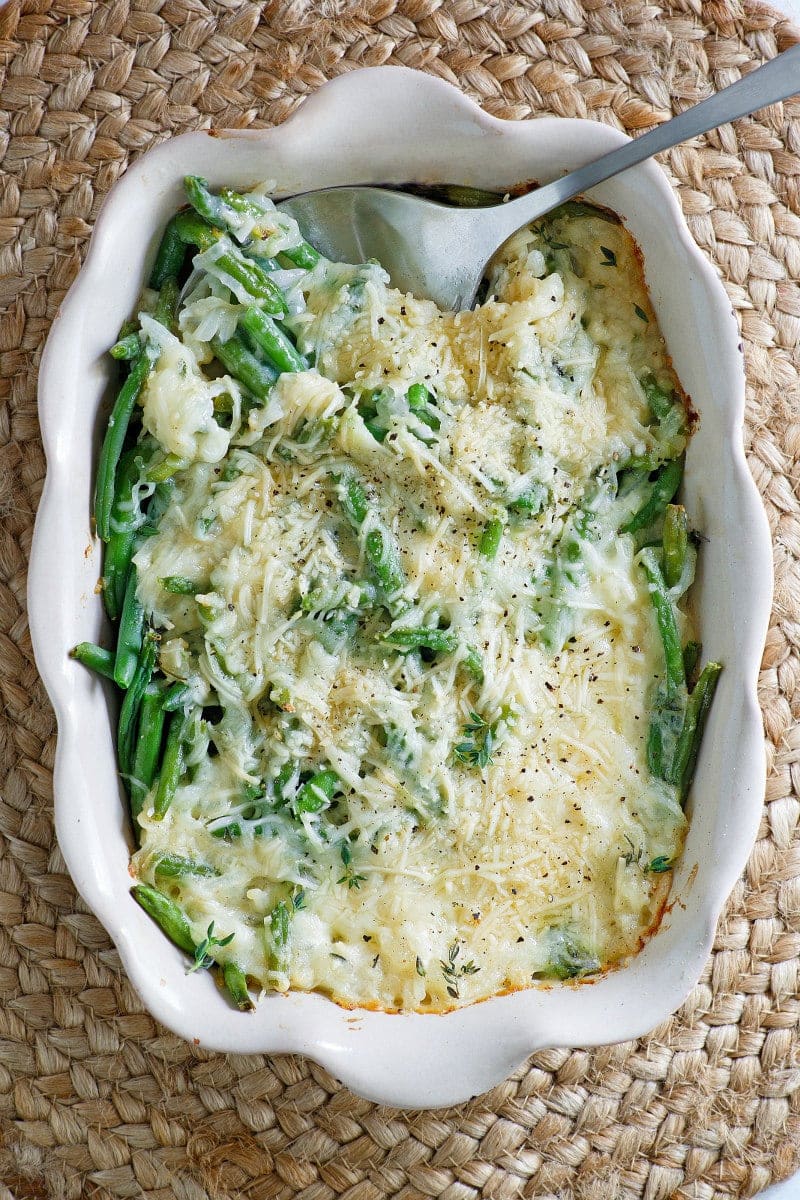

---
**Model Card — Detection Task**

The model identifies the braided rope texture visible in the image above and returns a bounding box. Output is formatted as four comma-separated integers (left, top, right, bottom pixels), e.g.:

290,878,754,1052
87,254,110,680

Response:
1,1,799,1197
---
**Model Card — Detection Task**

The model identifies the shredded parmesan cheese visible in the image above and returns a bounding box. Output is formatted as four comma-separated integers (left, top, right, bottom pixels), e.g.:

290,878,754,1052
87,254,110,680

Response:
130,194,690,1012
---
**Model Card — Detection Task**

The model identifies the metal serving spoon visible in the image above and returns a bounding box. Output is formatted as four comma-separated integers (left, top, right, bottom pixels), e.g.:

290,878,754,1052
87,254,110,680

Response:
281,45,800,310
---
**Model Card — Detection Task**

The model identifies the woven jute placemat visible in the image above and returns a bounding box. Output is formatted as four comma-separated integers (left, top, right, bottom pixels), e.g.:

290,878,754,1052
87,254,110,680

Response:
1,1,800,1197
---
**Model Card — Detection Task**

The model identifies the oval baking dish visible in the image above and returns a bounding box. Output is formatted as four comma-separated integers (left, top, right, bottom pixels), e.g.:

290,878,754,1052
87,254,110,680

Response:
29,66,772,1108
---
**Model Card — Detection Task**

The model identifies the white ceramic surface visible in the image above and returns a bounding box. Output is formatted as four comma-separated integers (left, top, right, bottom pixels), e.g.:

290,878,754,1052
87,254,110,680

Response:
29,66,773,1109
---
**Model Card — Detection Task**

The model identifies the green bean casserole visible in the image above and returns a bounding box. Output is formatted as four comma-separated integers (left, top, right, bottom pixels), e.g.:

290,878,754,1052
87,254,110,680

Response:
74,179,721,1012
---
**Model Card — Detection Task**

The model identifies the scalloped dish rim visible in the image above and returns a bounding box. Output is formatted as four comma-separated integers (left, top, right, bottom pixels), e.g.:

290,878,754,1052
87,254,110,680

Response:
28,66,772,1108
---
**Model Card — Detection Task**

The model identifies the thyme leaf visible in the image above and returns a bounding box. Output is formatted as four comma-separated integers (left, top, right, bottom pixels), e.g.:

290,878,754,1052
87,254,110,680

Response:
337,840,366,890
187,921,235,973
439,939,479,999
453,711,496,769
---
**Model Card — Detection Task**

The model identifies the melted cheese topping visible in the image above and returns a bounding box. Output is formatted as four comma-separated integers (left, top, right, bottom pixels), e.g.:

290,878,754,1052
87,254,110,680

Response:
131,199,690,1010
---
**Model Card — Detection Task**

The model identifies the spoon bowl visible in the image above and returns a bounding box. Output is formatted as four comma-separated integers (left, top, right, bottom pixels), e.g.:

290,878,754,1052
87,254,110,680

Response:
281,44,800,310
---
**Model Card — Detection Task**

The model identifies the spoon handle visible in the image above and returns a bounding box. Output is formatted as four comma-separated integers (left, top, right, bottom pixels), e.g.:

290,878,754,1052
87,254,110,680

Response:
499,43,800,230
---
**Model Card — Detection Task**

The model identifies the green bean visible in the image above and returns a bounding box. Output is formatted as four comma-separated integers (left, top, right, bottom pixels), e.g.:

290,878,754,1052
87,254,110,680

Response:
103,447,141,620
308,611,358,655
383,724,414,771
161,576,203,595
338,471,369,525
131,883,195,955
552,199,620,224
280,241,321,270
222,961,255,1011
239,306,307,374
641,374,675,421
214,391,235,415
365,527,406,599
208,778,278,842
266,761,296,807
162,681,193,711
184,175,240,229
118,632,157,777
248,253,281,272
336,471,406,602
153,275,179,331
173,208,222,249
406,383,430,406
110,333,141,360
293,768,339,815
670,662,722,801
149,213,188,289
186,177,293,270
401,183,502,209
383,627,458,655
622,452,660,475
270,899,290,945
116,318,138,342
621,458,683,535
438,184,503,208
146,453,185,483
94,351,153,542
640,547,685,696
129,686,166,823
211,333,277,401
461,645,484,685
507,484,547,518
541,925,600,980
71,642,115,679
211,820,243,842
153,712,185,819
137,478,175,540
301,579,377,614
662,503,688,588
95,277,176,543
641,374,688,442
174,211,287,314
153,853,217,879
214,186,322,268
103,529,136,623
479,518,503,560
683,640,702,684
114,568,145,689
266,899,290,970
646,686,685,781
646,717,665,780
407,383,440,432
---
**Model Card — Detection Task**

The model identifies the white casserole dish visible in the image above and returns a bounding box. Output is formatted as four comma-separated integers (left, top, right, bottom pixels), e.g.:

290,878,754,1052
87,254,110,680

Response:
29,66,773,1108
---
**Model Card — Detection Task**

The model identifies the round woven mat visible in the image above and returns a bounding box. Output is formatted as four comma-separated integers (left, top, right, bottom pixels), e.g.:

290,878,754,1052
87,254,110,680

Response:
1,1,800,1197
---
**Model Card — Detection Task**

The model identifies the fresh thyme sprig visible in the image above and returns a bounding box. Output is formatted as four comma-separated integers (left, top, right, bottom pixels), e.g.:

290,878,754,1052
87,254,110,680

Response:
337,841,366,890
440,939,479,999
453,711,497,769
187,921,234,973
454,706,515,771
